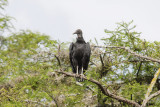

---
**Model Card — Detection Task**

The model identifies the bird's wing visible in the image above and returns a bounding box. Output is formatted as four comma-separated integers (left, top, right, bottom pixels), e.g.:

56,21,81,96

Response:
69,42,76,73
83,42,91,70
85,42,91,57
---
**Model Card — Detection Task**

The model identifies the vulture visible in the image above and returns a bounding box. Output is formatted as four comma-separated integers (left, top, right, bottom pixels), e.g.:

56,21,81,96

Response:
69,29,91,81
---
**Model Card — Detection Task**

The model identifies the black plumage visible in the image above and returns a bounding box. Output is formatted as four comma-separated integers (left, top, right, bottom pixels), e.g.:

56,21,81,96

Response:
69,29,91,81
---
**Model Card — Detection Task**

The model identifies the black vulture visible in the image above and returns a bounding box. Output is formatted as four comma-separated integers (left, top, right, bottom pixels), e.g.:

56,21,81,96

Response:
69,29,91,81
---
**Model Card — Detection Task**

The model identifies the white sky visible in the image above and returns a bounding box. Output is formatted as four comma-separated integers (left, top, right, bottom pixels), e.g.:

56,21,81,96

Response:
6,0,160,43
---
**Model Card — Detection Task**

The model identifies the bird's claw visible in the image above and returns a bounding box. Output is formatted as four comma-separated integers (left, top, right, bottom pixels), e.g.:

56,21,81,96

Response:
80,74,84,81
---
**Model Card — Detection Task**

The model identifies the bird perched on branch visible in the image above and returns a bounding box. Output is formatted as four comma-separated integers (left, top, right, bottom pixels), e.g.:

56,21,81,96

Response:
69,29,91,81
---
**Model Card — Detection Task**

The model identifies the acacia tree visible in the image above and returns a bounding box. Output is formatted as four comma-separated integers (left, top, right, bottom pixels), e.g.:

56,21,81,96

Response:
56,21,160,107
93,21,160,106
0,22,160,106
0,30,84,106
0,1,160,106
102,21,160,106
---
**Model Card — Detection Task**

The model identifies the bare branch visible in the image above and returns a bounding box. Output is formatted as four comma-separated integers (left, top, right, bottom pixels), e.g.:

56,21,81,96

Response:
141,90,160,107
99,54,104,67
141,68,160,107
94,46,160,63
136,61,143,78
23,99,46,106
56,69,140,107
54,55,61,67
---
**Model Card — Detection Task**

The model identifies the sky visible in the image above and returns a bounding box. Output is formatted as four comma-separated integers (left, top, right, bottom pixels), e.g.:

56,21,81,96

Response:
5,0,160,43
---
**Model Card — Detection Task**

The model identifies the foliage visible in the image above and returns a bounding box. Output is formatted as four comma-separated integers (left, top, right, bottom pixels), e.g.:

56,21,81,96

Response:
0,0,12,34
0,1,160,106
100,21,160,106
0,30,98,106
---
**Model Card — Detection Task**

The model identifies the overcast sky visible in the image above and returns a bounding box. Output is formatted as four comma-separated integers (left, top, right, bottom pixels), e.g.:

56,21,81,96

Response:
6,0,160,43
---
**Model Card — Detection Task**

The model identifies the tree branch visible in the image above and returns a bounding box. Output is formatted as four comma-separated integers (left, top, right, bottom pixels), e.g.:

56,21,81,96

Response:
141,68,160,107
23,99,46,106
94,46,160,63
141,90,160,107
54,55,61,67
56,69,140,107
136,61,142,78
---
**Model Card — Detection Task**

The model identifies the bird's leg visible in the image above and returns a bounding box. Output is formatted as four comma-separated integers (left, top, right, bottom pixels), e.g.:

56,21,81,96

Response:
76,66,78,76
80,67,84,81
76,66,79,81
74,66,78,80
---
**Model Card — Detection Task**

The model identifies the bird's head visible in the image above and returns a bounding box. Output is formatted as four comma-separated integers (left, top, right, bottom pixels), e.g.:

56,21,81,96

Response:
73,29,83,37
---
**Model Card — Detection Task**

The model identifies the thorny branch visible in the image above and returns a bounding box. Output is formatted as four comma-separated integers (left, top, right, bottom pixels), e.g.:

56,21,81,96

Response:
56,69,141,107
56,69,160,107
94,46,160,63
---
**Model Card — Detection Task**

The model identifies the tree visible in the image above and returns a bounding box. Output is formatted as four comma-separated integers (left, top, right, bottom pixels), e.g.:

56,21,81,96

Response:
56,21,160,106
0,1,160,106
92,21,160,106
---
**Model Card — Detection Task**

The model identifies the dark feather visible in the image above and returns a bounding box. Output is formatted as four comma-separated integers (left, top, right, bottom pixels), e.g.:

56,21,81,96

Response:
69,29,91,81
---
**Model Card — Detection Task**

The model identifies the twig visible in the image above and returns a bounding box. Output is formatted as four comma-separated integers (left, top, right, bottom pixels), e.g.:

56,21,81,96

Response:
75,82,95,92
45,90,59,107
24,99,46,106
54,55,61,67
136,61,143,78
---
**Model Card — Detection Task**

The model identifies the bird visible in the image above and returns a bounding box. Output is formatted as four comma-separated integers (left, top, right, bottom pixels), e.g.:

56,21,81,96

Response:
69,29,91,81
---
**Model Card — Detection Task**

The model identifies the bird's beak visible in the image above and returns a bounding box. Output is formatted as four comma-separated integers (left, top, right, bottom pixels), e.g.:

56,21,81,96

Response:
73,31,77,35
